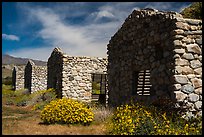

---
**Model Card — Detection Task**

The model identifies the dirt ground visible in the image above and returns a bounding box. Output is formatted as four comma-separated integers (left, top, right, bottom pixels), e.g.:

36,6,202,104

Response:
2,105,108,135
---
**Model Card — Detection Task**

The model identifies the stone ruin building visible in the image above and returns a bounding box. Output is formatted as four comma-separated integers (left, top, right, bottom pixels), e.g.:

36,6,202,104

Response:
11,48,108,105
12,60,47,93
47,48,108,104
24,60,47,93
12,65,25,91
11,8,202,118
107,9,202,118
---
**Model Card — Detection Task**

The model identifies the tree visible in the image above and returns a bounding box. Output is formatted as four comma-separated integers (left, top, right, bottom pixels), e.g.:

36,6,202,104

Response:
180,2,202,19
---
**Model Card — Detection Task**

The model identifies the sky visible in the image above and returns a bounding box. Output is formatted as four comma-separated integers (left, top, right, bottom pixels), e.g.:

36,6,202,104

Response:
2,2,192,61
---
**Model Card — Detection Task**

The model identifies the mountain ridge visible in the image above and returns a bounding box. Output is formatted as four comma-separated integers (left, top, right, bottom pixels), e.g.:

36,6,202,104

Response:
2,54,47,66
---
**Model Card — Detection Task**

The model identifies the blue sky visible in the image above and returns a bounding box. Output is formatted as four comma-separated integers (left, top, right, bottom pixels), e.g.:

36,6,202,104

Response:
2,2,192,61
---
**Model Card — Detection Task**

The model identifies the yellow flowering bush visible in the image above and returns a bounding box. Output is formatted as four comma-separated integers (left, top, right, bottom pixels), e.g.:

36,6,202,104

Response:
40,98,94,125
152,112,202,135
108,103,155,135
108,102,202,135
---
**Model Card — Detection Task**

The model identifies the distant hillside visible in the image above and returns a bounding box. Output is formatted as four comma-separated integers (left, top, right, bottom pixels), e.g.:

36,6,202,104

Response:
2,54,47,66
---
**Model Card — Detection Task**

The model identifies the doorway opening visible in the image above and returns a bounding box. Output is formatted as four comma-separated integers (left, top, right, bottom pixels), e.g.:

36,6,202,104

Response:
91,73,107,105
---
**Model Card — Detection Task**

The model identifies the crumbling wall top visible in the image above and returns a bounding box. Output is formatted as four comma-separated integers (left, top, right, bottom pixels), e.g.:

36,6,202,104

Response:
127,8,183,20
50,47,65,57
27,59,35,66
13,65,25,71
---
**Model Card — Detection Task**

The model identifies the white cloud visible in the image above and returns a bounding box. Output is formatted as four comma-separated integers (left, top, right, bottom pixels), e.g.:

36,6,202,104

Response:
2,34,20,41
8,6,122,60
32,9,107,56
144,2,171,11
132,7,140,11
94,10,115,21
7,2,191,61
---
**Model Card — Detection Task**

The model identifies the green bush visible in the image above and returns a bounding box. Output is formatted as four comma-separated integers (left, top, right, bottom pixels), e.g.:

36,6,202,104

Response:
40,98,94,125
108,102,202,135
180,2,202,19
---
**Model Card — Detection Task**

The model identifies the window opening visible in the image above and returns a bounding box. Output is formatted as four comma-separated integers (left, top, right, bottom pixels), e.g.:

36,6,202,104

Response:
92,74,107,94
132,70,152,96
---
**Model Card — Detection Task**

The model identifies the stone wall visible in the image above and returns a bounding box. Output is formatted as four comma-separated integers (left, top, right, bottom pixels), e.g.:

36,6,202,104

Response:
24,60,47,93
107,8,202,118
47,48,64,98
12,65,25,90
48,48,108,103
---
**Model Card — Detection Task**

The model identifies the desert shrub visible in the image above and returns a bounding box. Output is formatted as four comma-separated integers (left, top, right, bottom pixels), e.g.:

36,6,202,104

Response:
15,95,31,106
13,89,32,106
90,103,114,123
108,102,202,135
40,98,94,125
2,84,16,97
29,88,57,110
2,85,57,108
2,85,31,106
5,98,15,105
2,76,12,85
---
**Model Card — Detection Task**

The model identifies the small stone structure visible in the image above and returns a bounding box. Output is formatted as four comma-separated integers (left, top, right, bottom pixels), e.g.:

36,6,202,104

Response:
107,9,202,118
12,65,25,90
47,48,108,103
24,60,47,93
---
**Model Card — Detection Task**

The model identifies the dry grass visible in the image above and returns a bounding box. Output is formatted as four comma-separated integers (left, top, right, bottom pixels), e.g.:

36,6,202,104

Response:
2,66,12,78
92,105,114,124
2,85,111,135
2,85,112,135
2,105,108,135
